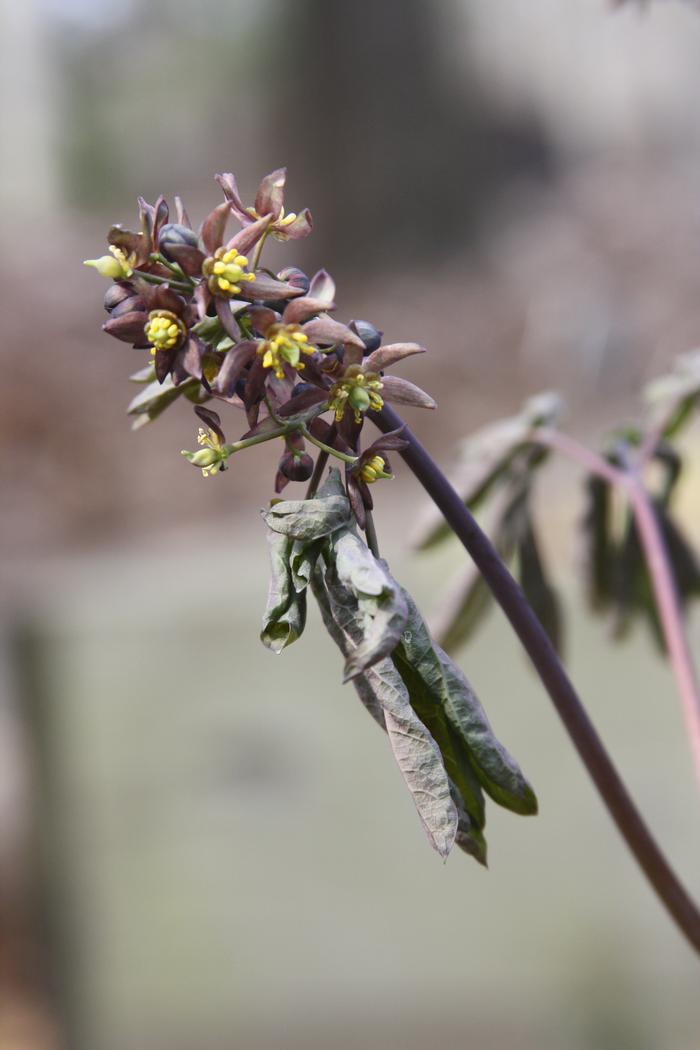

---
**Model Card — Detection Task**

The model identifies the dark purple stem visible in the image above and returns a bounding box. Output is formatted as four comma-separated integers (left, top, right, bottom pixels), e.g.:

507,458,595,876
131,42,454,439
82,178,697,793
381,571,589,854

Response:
372,404,700,956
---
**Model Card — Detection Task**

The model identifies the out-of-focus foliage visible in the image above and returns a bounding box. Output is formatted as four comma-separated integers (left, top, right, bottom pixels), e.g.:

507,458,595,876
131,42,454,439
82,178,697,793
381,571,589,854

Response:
421,355,700,663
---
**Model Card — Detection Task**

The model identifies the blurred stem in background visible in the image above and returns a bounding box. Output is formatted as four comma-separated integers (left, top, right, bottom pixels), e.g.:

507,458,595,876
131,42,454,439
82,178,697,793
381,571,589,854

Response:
373,404,700,956
534,427,700,795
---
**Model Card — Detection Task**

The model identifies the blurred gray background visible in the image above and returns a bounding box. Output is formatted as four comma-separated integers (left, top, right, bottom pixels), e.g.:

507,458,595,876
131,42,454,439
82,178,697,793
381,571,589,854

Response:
1,1,700,1047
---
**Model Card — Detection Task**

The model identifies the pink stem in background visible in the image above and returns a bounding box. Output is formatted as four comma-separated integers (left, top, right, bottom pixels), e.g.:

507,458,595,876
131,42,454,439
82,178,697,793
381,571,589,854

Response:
536,427,700,794
375,406,700,955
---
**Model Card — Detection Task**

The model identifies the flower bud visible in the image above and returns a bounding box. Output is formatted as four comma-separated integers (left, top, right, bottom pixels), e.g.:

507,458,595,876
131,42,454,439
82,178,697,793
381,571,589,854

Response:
109,294,146,319
350,319,382,355
183,447,220,468
84,254,127,279
103,283,134,312
158,222,199,260
279,450,314,482
291,382,318,399
277,267,310,295
359,455,392,484
84,245,133,280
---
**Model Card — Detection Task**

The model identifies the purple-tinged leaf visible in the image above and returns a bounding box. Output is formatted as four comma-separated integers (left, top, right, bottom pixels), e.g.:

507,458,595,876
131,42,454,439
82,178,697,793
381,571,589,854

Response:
244,355,267,406
174,195,191,228
276,387,329,418
214,172,247,219
245,272,304,301
279,208,313,240
225,214,272,255
308,268,336,305
302,316,364,349
200,201,231,254
152,284,187,315
282,296,337,326
194,404,225,443
363,342,426,373
246,305,278,335
380,375,436,410
266,370,296,409
154,348,171,384
213,339,257,397
103,311,147,344
107,225,146,261
215,297,242,342
255,167,286,218
166,244,205,276
174,337,204,383
153,195,169,234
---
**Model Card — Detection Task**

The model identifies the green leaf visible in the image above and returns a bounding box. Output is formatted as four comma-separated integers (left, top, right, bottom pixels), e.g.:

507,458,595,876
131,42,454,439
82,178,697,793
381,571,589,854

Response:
323,528,409,681
127,375,198,428
393,590,537,819
581,475,615,612
263,496,350,542
659,506,700,603
260,531,307,654
311,565,459,859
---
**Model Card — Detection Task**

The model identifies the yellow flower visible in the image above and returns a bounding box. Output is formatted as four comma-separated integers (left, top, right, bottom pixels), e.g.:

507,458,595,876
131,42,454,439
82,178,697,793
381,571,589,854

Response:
144,310,186,356
328,366,384,424
257,323,316,380
202,247,256,297
181,427,227,477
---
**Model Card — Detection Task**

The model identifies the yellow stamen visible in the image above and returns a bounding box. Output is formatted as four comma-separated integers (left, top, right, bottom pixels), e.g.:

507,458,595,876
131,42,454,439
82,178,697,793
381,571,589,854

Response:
144,309,186,355
202,247,256,298
257,323,316,380
329,366,384,424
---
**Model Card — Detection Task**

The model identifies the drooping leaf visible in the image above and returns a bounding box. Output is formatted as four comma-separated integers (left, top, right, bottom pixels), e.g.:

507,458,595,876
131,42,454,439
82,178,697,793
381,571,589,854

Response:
127,375,198,428
581,475,615,612
261,471,349,650
659,505,700,602
393,589,537,818
311,564,459,859
260,531,307,654
323,528,408,681
263,491,351,542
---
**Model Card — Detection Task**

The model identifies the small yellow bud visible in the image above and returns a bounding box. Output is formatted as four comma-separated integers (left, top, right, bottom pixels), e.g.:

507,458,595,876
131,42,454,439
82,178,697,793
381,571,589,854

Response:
360,455,391,484
83,245,134,279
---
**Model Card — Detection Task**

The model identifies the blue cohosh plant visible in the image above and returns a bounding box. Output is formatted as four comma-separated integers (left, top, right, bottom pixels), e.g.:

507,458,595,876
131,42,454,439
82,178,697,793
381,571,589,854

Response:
86,167,700,953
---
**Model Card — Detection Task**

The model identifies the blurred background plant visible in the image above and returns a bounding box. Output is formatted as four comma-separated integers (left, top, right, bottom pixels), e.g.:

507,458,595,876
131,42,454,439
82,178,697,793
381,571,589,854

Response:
2,1,700,1048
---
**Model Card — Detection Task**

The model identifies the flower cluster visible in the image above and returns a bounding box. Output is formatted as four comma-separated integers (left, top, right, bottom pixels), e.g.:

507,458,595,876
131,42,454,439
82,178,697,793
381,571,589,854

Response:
86,168,541,869
86,167,435,523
